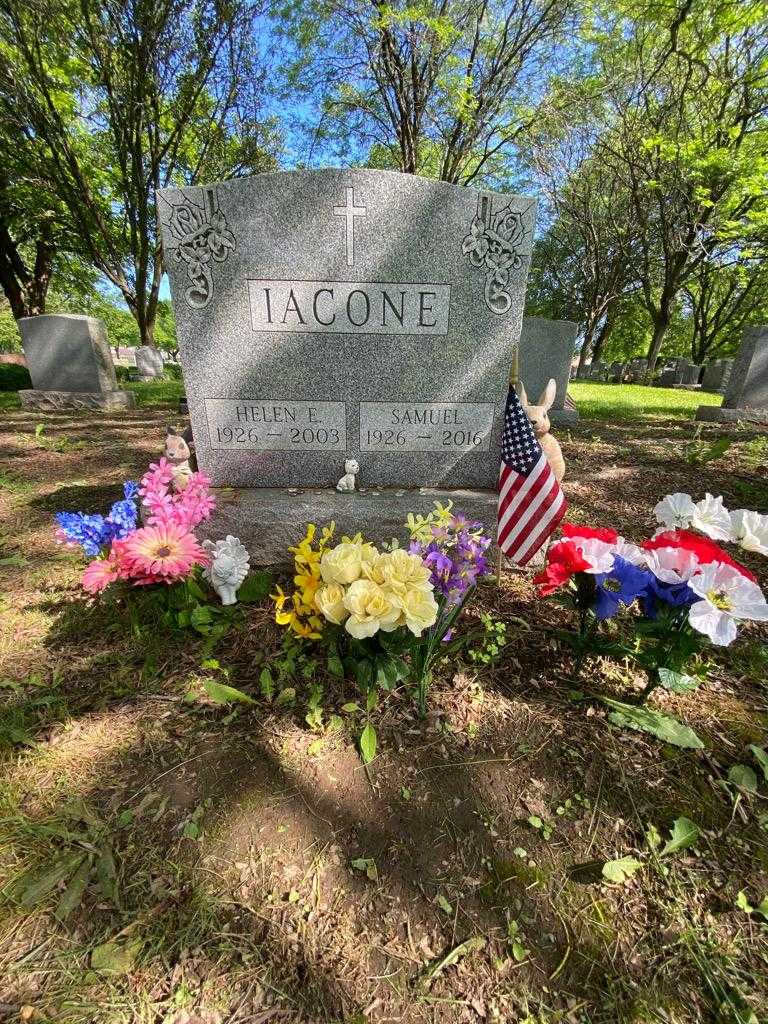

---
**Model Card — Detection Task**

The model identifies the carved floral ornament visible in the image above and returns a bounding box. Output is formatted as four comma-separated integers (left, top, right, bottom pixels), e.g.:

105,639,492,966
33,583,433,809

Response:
462,195,528,315
164,188,236,310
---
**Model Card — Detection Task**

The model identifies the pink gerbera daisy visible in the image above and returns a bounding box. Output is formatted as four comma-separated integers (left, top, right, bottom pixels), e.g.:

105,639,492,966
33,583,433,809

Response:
82,556,122,594
121,522,208,581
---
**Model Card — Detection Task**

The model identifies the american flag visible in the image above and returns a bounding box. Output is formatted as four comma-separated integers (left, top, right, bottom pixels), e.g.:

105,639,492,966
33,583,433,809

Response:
497,386,567,564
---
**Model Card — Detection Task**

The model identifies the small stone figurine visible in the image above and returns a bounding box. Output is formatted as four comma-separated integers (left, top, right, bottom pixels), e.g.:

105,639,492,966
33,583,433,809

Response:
336,457,359,492
202,535,250,605
164,426,196,491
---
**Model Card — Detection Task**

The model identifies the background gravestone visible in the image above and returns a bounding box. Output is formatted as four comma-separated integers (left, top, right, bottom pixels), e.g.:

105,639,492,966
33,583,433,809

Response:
158,168,536,561
519,316,578,424
701,358,734,393
18,314,135,410
134,345,165,380
697,326,768,423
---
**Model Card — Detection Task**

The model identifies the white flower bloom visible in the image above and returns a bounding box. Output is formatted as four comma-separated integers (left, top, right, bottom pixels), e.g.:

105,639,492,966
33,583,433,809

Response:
573,537,615,574
644,546,700,585
654,492,696,530
687,561,768,646
730,509,768,557
690,493,732,541
614,537,646,566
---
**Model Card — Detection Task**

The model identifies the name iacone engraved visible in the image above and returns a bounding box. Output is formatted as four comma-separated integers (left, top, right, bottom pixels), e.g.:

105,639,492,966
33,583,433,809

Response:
248,279,450,336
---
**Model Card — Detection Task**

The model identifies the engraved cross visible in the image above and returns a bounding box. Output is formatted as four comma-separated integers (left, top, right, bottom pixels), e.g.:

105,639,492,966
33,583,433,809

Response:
333,187,366,267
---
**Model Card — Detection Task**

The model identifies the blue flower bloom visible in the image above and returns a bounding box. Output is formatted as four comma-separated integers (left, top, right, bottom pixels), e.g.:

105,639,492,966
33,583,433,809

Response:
641,577,698,619
106,498,138,538
593,556,652,620
55,512,113,557
55,479,139,555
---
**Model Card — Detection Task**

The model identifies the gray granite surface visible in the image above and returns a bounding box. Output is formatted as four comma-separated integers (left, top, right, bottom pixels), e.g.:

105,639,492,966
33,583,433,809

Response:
701,359,733,393
135,346,164,378
519,316,577,414
158,169,536,488
697,327,768,421
19,314,118,393
198,486,499,566
19,389,136,411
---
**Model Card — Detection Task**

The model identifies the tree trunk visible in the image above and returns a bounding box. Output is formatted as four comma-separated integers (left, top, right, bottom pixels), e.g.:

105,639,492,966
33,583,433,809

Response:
591,312,615,365
645,312,670,372
577,324,595,372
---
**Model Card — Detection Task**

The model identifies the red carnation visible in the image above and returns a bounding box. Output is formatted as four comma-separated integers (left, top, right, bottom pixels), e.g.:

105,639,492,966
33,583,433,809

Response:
562,522,619,544
534,539,592,596
642,529,757,583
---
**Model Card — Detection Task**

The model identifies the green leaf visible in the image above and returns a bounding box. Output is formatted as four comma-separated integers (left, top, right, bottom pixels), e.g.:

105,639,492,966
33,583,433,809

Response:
359,723,377,764
657,668,700,693
527,815,544,829
202,678,255,705
327,647,344,678
91,938,141,975
259,667,274,700
55,857,92,921
420,937,485,986
602,699,705,749
96,844,117,903
341,702,360,714
274,686,296,707
351,857,378,881
601,856,642,884
365,689,378,713
645,823,662,850
728,764,758,793
661,817,699,857
16,853,85,908
748,745,768,783
237,571,274,603
436,894,453,915
183,820,200,840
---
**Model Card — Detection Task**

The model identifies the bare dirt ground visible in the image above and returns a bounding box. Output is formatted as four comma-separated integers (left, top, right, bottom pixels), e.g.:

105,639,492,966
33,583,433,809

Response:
0,404,767,1024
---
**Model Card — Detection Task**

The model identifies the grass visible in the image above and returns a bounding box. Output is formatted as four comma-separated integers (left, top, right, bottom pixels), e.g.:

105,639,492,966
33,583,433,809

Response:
569,381,723,421
0,385,767,1023
124,377,184,406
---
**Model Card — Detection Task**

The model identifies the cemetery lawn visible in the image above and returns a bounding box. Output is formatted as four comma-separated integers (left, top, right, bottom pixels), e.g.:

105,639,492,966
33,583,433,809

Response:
568,381,722,422
1,405,767,1024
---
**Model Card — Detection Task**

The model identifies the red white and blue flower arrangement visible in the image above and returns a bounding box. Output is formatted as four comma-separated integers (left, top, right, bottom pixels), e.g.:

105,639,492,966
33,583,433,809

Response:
534,493,768,747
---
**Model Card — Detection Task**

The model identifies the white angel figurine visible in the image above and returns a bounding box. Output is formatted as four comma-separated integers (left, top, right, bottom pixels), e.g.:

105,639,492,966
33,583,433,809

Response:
202,535,250,605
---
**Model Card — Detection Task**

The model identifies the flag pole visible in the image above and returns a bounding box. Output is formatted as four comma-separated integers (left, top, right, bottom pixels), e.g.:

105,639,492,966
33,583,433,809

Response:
496,339,520,585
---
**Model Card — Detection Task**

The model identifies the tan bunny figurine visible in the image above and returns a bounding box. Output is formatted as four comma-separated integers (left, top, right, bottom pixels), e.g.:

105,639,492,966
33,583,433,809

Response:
517,378,566,482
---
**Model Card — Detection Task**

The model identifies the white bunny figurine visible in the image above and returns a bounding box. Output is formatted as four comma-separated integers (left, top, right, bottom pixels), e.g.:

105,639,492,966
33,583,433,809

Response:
202,535,250,605
336,458,360,493
517,378,566,482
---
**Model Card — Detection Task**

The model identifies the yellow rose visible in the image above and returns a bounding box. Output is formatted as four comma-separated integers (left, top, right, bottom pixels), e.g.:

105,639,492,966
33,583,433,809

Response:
315,582,348,624
378,548,433,588
320,541,365,585
343,579,400,638
397,584,439,636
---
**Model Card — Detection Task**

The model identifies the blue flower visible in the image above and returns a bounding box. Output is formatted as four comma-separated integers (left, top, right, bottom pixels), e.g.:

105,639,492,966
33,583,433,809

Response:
123,480,139,500
593,557,652,620
106,498,138,539
641,578,698,619
55,512,112,557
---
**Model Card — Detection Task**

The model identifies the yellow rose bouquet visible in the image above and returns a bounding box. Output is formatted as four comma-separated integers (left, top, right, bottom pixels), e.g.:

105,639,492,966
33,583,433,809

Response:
272,505,493,753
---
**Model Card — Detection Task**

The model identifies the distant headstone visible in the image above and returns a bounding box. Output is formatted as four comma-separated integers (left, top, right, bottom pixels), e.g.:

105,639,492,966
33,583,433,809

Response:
134,345,164,380
678,362,702,386
519,316,578,424
697,327,768,423
701,359,734,393
158,169,537,562
18,314,135,410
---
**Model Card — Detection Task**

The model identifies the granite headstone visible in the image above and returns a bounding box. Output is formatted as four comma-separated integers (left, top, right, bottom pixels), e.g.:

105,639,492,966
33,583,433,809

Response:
18,314,135,410
701,359,734,394
158,170,537,561
519,316,578,424
135,345,165,380
697,327,768,423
